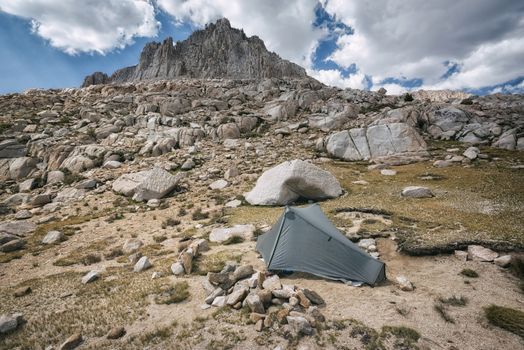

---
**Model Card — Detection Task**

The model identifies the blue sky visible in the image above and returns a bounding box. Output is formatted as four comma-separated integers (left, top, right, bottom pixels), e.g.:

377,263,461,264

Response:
1,0,523,95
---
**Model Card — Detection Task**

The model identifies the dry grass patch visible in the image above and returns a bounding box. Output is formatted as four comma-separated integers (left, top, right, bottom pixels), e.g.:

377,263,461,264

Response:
230,142,524,254
485,305,524,338
460,268,479,278
193,251,241,275
0,269,164,349
154,281,190,304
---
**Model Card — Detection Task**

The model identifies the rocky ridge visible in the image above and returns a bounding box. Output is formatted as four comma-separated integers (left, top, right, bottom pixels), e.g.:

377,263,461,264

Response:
82,19,306,87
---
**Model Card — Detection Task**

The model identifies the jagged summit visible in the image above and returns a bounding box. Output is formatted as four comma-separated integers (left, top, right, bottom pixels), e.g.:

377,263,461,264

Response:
82,18,307,87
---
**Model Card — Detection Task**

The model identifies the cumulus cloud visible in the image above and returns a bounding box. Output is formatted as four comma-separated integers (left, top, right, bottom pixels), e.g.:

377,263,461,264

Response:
0,0,159,54
157,0,323,67
323,0,524,90
308,68,367,90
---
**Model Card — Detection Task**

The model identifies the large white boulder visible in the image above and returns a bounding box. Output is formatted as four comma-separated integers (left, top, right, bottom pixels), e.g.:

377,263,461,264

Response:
326,123,427,161
112,167,183,201
245,160,342,206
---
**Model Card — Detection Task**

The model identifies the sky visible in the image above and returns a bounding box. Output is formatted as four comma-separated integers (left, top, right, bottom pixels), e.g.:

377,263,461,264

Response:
0,0,523,95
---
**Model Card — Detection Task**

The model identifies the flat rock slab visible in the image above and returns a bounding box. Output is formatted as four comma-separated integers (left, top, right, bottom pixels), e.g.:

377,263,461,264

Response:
81,271,100,284
209,225,255,242
0,220,36,237
467,245,498,262
401,186,434,198
42,230,64,244
326,123,427,161
113,167,183,201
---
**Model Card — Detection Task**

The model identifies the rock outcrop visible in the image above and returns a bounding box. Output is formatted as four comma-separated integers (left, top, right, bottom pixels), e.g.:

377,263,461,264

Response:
245,159,343,205
325,123,428,161
82,18,306,87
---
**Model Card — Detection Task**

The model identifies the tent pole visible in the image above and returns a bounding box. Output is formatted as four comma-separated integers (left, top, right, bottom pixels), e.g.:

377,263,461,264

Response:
267,206,289,269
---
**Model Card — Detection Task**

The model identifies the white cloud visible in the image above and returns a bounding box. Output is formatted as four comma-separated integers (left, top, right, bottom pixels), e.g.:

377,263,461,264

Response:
0,0,159,54
371,83,408,95
308,68,367,90
424,37,524,90
157,0,323,67
323,0,524,89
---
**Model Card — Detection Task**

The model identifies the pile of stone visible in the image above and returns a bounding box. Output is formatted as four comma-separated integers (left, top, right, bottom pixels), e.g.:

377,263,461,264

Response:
202,263,326,335
357,238,380,259
170,239,209,276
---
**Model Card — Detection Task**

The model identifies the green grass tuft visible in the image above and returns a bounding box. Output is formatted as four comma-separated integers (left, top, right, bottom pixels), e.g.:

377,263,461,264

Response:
439,295,468,306
154,281,190,304
460,268,479,278
485,305,524,338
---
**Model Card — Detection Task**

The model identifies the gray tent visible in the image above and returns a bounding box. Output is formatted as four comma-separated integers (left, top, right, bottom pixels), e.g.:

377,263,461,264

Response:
256,204,386,285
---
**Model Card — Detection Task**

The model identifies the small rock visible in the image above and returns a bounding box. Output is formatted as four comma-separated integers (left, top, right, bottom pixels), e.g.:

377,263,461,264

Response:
276,308,290,324
272,289,292,299
81,271,99,284
226,287,248,306
463,146,480,160
209,225,254,243
181,158,195,170
494,255,512,268
307,306,326,323
302,289,324,305
15,210,32,220
42,230,64,244
134,256,152,272
352,180,369,185
212,295,227,307
246,293,265,314
209,179,228,190
0,313,24,334
262,275,282,291
454,250,468,261
467,245,498,262
75,179,97,190
103,160,122,169
107,326,126,339
433,160,451,168
232,265,254,282
171,262,185,276
147,199,160,208
286,316,313,335
357,238,376,250
0,239,25,252
255,319,264,332
289,296,299,307
59,332,83,350
380,169,397,176
151,271,162,279
47,170,65,184
296,290,311,308
401,186,434,198
395,275,414,291
205,288,225,304
13,286,32,297
250,312,266,323
225,199,242,208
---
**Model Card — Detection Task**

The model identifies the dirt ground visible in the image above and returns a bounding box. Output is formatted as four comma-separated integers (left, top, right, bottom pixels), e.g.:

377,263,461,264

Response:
1,141,523,349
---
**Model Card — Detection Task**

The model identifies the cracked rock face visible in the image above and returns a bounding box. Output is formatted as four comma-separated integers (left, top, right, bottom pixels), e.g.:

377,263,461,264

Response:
82,18,306,87
326,123,428,161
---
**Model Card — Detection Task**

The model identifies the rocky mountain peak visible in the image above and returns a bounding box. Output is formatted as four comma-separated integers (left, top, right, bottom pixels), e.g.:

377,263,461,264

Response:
82,18,307,87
